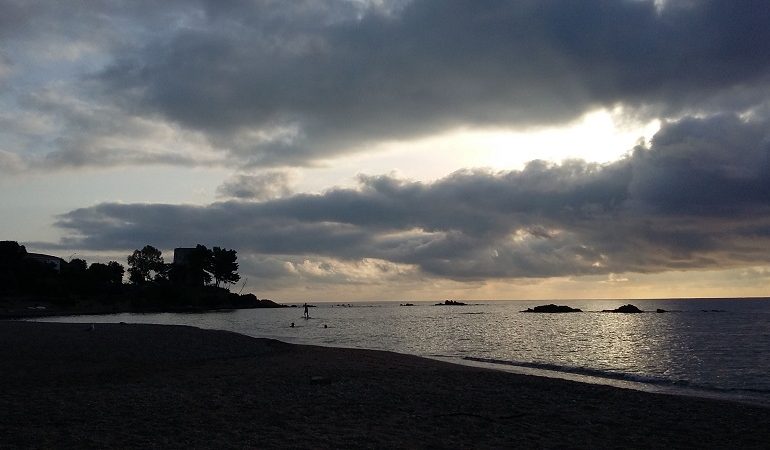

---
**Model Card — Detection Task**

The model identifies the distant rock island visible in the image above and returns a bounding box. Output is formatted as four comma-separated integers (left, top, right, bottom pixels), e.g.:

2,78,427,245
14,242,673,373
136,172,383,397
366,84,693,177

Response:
522,304,582,313
435,300,467,306
602,304,644,313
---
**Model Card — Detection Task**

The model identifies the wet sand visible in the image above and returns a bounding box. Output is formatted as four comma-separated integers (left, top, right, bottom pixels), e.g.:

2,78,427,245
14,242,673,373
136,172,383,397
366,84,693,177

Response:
1,321,769,449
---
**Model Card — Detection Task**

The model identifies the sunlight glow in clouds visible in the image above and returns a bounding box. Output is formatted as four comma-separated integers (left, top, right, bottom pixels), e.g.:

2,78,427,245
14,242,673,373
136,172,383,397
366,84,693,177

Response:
473,110,661,170
6,0,770,301
300,109,660,192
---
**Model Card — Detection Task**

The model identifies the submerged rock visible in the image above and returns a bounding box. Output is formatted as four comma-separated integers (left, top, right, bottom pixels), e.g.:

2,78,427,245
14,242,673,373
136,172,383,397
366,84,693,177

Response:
602,304,644,313
522,304,582,313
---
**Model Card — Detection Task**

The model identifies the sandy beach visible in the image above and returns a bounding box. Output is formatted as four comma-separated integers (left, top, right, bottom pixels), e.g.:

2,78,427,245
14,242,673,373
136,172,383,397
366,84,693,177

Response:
1,321,769,449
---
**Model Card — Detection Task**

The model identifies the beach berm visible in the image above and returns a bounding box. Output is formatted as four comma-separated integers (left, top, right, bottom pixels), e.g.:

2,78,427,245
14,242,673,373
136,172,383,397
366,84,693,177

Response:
1,321,769,448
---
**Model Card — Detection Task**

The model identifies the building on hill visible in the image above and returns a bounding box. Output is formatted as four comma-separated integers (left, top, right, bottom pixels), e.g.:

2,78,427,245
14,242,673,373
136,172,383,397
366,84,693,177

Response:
173,247,196,266
171,247,210,286
25,253,65,272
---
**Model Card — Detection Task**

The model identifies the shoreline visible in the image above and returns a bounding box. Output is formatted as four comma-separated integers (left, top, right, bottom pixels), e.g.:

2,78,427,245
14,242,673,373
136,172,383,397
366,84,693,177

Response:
222,336,770,409
444,355,770,409
2,321,770,448
0,300,287,320
23,311,770,409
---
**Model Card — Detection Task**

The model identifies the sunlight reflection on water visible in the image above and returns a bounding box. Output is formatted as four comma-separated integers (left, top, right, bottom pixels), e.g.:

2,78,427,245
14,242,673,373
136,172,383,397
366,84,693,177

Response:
35,299,770,404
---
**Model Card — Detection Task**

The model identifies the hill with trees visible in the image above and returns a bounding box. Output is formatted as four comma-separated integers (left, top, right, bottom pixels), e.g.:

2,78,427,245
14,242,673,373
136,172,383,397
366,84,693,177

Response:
0,241,284,318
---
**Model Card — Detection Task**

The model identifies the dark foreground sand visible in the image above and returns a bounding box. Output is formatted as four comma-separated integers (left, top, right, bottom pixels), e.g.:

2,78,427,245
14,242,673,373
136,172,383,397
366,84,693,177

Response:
1,322,769,449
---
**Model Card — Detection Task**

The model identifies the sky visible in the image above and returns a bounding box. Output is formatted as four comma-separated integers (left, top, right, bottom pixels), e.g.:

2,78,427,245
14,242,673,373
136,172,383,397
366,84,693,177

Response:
2,0,770,301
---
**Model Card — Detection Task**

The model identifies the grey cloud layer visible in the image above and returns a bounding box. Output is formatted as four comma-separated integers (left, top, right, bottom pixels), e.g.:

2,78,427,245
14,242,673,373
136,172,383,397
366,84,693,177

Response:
98,0,770,164
2,0,770,170
217,172,295,200
55,113,770,280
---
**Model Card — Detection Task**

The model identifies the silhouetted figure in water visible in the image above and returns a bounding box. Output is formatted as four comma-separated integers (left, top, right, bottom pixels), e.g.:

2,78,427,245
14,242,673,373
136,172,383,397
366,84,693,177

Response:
303,303,309,319
290,322,295,328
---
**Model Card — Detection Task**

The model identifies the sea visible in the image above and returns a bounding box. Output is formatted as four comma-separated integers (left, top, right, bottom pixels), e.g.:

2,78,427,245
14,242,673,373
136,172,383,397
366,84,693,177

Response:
35,298,770,407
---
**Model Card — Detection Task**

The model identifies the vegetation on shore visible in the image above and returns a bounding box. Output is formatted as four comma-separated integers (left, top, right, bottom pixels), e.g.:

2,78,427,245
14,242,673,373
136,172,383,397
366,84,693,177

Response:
0,241,285,318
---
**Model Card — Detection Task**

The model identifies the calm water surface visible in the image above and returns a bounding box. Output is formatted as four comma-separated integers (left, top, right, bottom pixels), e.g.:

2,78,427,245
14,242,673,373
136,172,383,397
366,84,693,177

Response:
37,299,770,405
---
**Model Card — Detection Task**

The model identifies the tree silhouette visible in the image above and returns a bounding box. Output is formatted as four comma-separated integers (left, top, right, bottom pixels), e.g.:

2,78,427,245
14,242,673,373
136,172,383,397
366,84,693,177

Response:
189,244,213,286
0,241,26,270
127,245,165,284
88,261,125,286
0,241,27,293
64,258,87,274
61,258,88,292
106,261,125,285
210,247,240,287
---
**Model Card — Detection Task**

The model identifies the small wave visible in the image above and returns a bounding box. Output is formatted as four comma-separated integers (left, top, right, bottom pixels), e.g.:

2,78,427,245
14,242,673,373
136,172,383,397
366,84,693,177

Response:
462,357,770,403
463,356,681,386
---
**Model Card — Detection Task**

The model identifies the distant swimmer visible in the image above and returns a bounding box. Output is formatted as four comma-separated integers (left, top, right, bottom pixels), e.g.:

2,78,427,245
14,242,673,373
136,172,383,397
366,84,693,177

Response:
303,303,310,319
290,322,295,328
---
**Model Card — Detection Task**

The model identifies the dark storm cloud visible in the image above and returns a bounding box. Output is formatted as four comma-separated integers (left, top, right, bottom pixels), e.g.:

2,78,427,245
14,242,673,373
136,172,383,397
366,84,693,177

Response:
95,0,770,164
629,114,770,215
3,0,770,169
54,113,770,279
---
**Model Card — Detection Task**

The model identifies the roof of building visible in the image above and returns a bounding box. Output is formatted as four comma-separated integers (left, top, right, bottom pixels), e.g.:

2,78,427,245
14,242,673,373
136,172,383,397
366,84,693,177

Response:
25,253,65,263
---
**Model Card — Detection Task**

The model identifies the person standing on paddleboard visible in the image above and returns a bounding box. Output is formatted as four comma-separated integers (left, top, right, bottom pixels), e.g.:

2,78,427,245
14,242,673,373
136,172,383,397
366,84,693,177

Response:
303,303,309,319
